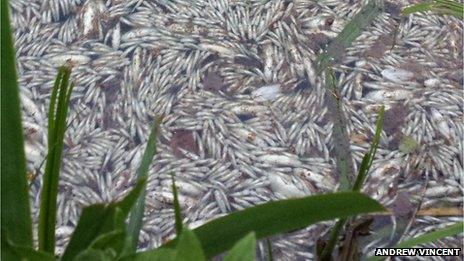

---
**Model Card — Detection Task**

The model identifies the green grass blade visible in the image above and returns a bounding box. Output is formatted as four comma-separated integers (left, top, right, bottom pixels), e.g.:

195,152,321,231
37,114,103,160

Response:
325,68,353,191
266,238,274,261
38,66,73,253
1,0,33,247
402,1,463,18
162,192,385,258
126,117,162,252
62,178,146,260
320,107,385,259
1,0,34,246
319,218,346,261
174,229,205,261
394,221,463,248
402,2,434,15
316,0,384,72
171,172,183,236
223,232,256,261
2,232,55,261
367,222,464,261
353,106,385,192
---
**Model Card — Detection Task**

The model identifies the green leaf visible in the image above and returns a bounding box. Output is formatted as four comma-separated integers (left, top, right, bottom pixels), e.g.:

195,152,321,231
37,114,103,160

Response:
171,172,183,236
2,232,55,261
164,192,385,258
88,230,125,251
367,222,464,261
402,0,463,19
353,105,385,192
174,229,205,261
126,118,162,252
62,178,146,260
266,238,274,261
39,66,74,253
320,107,385,260
395,221,463,248
316,0,383,72
1,0,33,247
223,232,256,261
402,2,435,15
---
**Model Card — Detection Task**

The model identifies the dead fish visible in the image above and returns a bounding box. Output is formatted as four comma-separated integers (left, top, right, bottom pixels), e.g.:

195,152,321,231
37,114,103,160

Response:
381,68,414,83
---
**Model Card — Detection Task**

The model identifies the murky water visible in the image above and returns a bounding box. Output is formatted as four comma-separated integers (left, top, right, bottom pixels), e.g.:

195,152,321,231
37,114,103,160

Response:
13,0,463,259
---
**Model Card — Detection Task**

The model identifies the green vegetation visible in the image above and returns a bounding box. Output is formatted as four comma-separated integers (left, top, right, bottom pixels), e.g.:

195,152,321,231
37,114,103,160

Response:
403,0,463,19
1,0,463,260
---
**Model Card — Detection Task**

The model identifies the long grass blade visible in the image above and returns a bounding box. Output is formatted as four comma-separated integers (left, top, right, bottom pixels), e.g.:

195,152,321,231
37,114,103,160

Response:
171,172,183,236
223,232,256,261
353,106,385,192
367,222,464,261
402,0,463,19
174,229,205,261
38,66,73,253
160,192,385,258
1,0,33,247
320,107,385,260
126,117,162,252
393,221,463,248
316,0,384,73
2,232,55,261
266,238,274,261
62,178,147,260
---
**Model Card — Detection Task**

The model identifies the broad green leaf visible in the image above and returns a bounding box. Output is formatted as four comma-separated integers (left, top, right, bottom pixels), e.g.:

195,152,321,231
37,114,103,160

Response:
120,248,177,261
367,222,464,261
2,232,55,261
223,232,256,261
163,192,385,258
126,118,162,252
175,228,205,261
1,0,33,247
62,178,146,260
39,66,74,253
171,173,183,236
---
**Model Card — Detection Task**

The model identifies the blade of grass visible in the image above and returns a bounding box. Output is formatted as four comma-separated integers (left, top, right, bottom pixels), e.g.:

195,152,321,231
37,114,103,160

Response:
367,222,464,261
352,106,385,192
171,172,183,236
174,229,205,261
2,232,55,261
320,107,385,260
161,192,385,258
62,177,147,260
223,232,256,261
325,68,353,191
1,0,33,247
393,221,463,248
266,238,274,261
126,117,162,253
402,0,463,19
38,66,74,253
316,0,384,73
